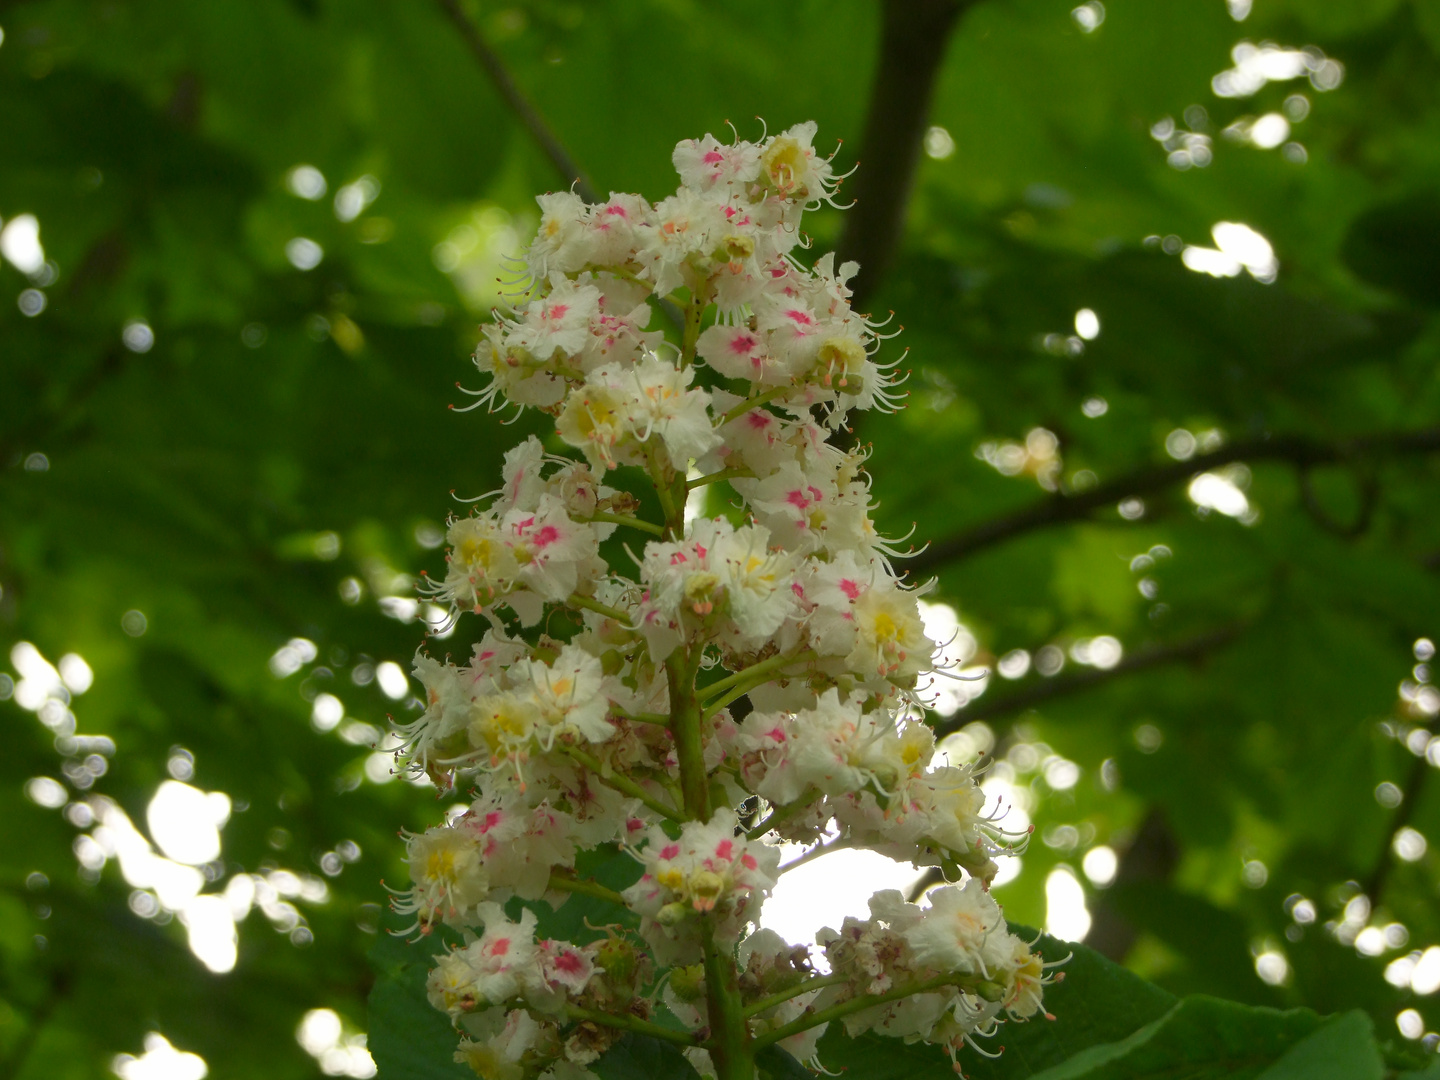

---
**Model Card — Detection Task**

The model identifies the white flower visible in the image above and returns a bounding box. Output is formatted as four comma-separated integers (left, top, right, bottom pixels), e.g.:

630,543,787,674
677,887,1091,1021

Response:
528,191,595,277
672,132,761,193
623,808,781,962
904,880,1011,978
397,823,490,931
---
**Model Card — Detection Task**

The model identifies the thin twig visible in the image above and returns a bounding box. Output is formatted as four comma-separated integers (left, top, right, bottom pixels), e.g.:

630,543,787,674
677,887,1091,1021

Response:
586,511,666,537
699,650,816,705
565,1004,698,1045
909,428,1440,573
743,972,850,1017
559,744,683,822
547,873,627,907
435,0,598,202
754,972,965,1048
567,593,631,624
746,792,820,841
932,623,1247,736
1365,748,1430,903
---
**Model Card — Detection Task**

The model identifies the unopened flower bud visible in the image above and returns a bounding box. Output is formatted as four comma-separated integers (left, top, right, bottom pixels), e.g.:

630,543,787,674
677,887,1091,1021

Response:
690,869,725,909
657,901,690,927
595,937,639,987
974,980,1005,1003
720,235,755,260
669,964,706,1002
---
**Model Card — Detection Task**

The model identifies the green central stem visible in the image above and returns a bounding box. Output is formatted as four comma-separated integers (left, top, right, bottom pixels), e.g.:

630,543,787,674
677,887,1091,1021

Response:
666,651,710,823
652,286,753,1079
701,914,754,1080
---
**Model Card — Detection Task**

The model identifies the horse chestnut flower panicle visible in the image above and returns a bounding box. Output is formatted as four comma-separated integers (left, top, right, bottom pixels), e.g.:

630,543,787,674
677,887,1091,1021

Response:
392,121,1056,1080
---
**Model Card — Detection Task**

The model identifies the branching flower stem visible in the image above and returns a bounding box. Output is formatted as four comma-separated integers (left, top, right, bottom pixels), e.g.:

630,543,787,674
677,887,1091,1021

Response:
717,386,793,427
586,510,666,536
559,744,683,822
546,873,626,907
745,792,820,841
609,703,671,726
699,650,818,706
564,1004,698,1046
702,677,770,722
687,465,756,490
566,593,632,624
755,973,968,1048
779,835,855,873
742,972,850,1018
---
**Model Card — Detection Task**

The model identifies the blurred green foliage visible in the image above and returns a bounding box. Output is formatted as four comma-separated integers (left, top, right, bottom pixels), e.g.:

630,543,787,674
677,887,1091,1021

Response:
2,0,1439,1076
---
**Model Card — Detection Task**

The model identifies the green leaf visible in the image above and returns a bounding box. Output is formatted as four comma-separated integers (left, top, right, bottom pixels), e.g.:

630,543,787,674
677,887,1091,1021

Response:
1023,998,1346,1080
591,1033,702,1080
1255,1010,1382,1080
367,925,471,1080
1397,1058,1440,1080
814,931,1176,1079
756,1044,814,1080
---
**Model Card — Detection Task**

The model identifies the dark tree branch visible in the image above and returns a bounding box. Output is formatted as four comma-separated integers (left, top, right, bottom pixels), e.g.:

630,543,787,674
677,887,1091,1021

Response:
1299,464,1379,538
1364,747,1430,903
837,0,972,310
436,0,598,202
909,428,1440,574
1084,807,1183,962
931,622,1246,737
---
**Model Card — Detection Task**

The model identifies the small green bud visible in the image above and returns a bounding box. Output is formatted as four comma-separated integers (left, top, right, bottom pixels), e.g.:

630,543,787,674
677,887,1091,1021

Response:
657,901,690,927
670,964,706,1002
691,869,725,900
974,980,1005,1003
595,937,638,986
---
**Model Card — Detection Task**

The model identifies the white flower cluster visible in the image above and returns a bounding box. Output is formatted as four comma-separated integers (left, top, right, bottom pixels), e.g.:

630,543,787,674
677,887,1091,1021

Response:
814,884,1061,1067
393,122,1051,1080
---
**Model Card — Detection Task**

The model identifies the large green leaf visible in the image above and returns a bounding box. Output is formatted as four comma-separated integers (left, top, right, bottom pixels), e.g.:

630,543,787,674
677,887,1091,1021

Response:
1024,1001,1378,1080
368,925,471,1080
591,1034,702,1080
814,931,1175,1079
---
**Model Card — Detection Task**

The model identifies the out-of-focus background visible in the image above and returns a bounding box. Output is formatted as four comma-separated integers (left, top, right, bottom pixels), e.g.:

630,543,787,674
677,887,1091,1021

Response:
3,0,1440,1076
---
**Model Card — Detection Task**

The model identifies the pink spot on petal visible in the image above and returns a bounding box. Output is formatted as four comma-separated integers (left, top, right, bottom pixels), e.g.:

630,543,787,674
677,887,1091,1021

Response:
553,951,585,973
839,579,861,600
715,839,734,860
741,853,758,870
661,844,682,860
